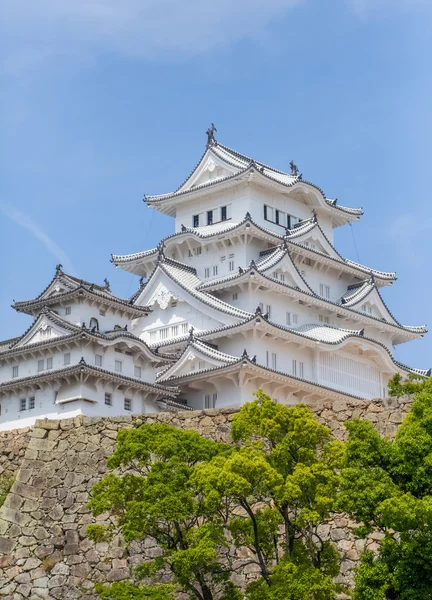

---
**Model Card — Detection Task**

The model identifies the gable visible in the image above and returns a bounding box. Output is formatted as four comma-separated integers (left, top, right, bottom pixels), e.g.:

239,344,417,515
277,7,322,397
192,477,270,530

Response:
348,287,398,326
157,344,234,382
14,316,74,349
259,251,312,293
178,149,239,193
290,226,340,260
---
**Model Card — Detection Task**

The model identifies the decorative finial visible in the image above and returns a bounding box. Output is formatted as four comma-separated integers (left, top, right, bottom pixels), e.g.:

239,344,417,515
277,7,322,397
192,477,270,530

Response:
79,357,86,366
82,322,86,329
238,266,244,274
103,278,110,291
181,224,187,232
188,326,195,341
359,329,364,337
55,264,63,273
289,160,299,176
245,211,251,220
241,349,249,359
139,276,144,286
206,123,217,146
312,209,318,223
255,305,263,316
249,259,257,269
370,271,375,284
157,244,165,262
251,355,257,363
259,166,264,173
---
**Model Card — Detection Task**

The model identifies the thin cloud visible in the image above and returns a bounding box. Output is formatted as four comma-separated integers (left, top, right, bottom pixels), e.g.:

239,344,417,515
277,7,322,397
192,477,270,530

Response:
0,203,75,274
1,0,301,73
348,0,428,17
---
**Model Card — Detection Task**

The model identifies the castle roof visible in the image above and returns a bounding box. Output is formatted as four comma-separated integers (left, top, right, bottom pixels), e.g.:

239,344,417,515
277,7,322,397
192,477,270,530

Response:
112,213,396,284
0,307,171,364
144,141,362,225
150,311,430,378
12,268,151,317
0,357,178,398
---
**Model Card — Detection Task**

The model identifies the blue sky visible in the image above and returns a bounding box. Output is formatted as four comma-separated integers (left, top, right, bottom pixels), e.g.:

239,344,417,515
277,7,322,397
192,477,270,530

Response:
1,0,431,369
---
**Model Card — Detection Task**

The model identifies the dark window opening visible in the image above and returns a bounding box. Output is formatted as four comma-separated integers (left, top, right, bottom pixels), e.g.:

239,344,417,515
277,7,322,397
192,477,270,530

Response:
221,206,227,221
193,214,199,228
207,210,213,225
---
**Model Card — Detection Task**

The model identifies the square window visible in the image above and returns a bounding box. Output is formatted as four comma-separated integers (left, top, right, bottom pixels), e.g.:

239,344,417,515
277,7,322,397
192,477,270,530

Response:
65,306,72,316
12,365,19,378
20,398,26,412
193,214,199,228
292,359,297,376
272,353,277,369
299,362,304,378
124,398,132,411
134,365,142,378
286,312,291,326
221,206,227,221
105,393,112,406
204,267,210,278
207,210,213,225
29,397,35,410
95,354,103,367
229,260,235,271
38,359,44,372
232,293,238,301
213,265,218,276
64,353,71,366
115,360,122,373
47,357,53,369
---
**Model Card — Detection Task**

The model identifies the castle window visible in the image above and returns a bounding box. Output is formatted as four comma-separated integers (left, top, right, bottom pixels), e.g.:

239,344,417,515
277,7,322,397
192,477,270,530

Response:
89,318,99,332
124,398,132,411
65,306,72,316
29,397,35,410
221,206,227,221
38,359,44,372
319,315,330,324
193,214,199,227
134,366,142,378
64,353,71,366
204,393,217,409
20,398,26,412
115,360,122,373
292,359,297,376
232,293,238,301
229,260,235,272
207,210,213,225
47,357,53,369
95,354,103,367
213,266,218,276
105,393,112,406
12,365,19,378
319,284,331,299
99,308,106,316
204,268,210,278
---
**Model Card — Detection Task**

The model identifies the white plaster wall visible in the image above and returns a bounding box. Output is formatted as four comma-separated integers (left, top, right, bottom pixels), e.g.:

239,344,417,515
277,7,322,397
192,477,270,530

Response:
51,300,133,332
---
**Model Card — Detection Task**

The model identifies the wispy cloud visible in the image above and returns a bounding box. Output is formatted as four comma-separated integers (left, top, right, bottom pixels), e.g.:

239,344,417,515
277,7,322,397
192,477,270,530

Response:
1,0,301,73
0,202,75,274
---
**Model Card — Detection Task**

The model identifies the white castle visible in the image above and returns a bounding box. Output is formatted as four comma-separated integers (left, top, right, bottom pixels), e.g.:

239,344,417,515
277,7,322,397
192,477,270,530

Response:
0,128,429,430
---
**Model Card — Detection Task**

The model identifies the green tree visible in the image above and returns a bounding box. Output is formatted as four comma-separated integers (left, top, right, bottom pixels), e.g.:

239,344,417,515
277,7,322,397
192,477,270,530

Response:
192,391,344,599
89,393,344,600
339,375,432,600
88,422,240,600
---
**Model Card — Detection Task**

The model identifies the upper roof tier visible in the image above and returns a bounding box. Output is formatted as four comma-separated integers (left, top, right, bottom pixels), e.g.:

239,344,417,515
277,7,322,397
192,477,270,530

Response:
144,134,363,226
12,266,151,317
112,213,396,285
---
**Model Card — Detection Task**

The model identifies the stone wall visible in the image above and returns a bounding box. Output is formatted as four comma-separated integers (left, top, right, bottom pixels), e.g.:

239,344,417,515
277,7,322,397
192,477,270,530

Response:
0,395,413,600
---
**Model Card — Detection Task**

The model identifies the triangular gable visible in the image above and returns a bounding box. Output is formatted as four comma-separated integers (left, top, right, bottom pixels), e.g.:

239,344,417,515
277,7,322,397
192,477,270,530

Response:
157,341,236,382
13,312,78,349
343,285,399,326
288,222,341,260
134,263,247,328
178,147,240,193
257,248,312,293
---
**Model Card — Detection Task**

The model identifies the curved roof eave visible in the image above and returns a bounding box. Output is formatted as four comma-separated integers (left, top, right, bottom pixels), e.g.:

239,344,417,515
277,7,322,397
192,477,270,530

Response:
145,163,362,220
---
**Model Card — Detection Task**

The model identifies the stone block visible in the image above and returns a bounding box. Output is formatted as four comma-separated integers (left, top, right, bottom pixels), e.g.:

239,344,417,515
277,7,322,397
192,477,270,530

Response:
34,420,60,430
0,537,15,554
106,567,130,582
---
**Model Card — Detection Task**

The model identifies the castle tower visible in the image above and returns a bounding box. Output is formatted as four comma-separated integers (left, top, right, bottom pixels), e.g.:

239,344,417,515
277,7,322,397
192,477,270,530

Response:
112,128,429,410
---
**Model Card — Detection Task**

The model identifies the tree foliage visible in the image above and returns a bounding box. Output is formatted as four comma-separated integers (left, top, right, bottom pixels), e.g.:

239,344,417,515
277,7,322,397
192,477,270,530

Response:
89,392,344,600
339,375,432,599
